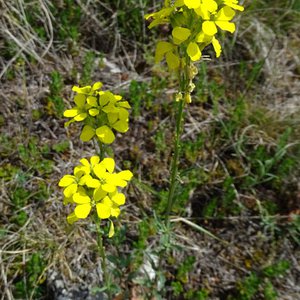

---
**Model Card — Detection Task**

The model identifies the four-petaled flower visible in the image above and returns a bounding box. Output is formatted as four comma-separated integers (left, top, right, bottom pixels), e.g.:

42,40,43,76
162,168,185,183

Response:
58,156,133,237
64,82,131,145
146,0,244,69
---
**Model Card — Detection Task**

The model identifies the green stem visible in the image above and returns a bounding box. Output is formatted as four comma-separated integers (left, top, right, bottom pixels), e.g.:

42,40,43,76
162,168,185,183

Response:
165,60,190,223
94,213,112,300
99,142,105,160
94,138,105,160
166,99,185,220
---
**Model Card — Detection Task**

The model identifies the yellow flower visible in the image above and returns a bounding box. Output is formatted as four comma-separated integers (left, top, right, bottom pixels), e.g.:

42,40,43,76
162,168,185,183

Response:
155,41,174,63
93,158,133,193
80,125,96,142
59,156,133,237
64,82,103,126
223,0,244,11
63,93,91,125
80,124,116,144
107,108,129,133
72,81,103,95
73,187,93,218
202,6,237,36
96,125,116,144
64,83,130,144
58,167,86,198
100,92,131,114
145,7,174,29
155,41,181,70
187,42,202,61
146,0,244,65
196,32,222,57
193,0,218,18
172,27,191,45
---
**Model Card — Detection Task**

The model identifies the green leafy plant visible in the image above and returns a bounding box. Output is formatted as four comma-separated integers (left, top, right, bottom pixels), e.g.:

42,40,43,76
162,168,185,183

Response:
228,260,290,300
47,71,65,117
13,253,46,299
80,51,96,85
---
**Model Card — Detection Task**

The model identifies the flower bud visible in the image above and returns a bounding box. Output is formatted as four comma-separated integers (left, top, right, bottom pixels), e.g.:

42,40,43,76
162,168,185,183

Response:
184,93,192,104
188,64,198,79
188,81,195,93
175,92,183,102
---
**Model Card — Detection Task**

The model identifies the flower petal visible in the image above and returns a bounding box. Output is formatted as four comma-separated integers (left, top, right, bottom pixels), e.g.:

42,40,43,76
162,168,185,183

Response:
63,183,78,198
96,203,111,219
202,21,218,36
87,96,98,106
108,220,115,238
93,164,107,180
107,112,119,124
74,203,92,218
212,36,222,57
155,41,174,63
96,126,115,144
90,156,100,166
72,85,91,94
92,82,103,91
94,187,107,202
110,206,120,218
80,125,95,142
74,94,86,107
118,108,129,120
74,113,88,122
172,27,191,44
59,175,75,187
118,170,133,181
64,108,80,118
102,183,116,193
184,0,201,9
196,31,212,43
187,42,202,61
109,174,127,188
73,190,91,204
223,1,244,11
100,91,114,107
215,6,236,21
118,101,131,109
74,165,88,177
101,158,115,173
89,108,99,116
67,212,79,224
85,175,101,188
215,21,235,33
111,192,126,206
166,51,180,70
80,158,90,167
112,120,129,133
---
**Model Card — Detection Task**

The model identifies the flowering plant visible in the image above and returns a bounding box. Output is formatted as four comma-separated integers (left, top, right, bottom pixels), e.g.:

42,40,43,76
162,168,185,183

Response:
146,0,244,71
59,81,133,240
145,0,244,218
64,82,130,144
58,81,133,298
59,156,133,236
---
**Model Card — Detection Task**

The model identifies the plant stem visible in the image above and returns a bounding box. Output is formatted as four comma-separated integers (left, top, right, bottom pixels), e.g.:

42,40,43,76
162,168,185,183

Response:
165,61,189,223
94,140,110,297
166,99,184,220
94,138,105,161
94,213,112,300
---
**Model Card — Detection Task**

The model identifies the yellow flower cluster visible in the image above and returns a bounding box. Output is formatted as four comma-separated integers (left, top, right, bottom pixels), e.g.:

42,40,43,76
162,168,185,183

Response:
64,82,130,144
59,156,133,237
146,0,244,70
